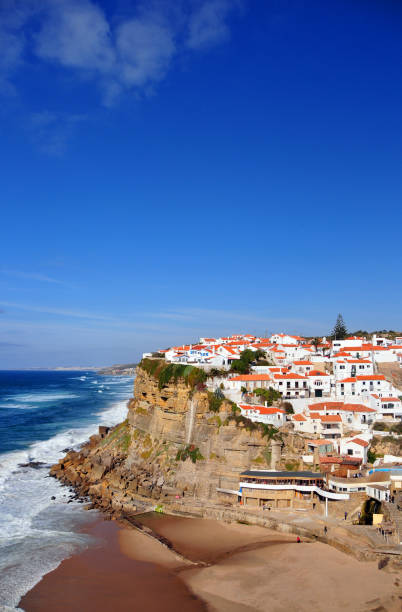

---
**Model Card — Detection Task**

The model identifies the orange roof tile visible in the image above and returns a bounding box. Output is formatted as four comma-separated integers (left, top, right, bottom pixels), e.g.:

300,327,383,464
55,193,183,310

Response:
307,370,329,376
274,373,307,380
230,374,272,381
239,404,285,415
319,414,342,422
350,438,369,447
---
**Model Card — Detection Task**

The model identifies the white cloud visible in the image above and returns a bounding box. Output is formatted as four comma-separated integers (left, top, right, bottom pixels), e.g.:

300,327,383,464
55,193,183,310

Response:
1,268,72,285
35,0,115,72
116,19,175,88
0,0,242,106
28,110,87,155
187,0,239,49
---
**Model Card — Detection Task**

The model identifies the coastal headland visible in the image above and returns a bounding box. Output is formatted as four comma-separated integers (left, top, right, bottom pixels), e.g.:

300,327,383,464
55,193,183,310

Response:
40,360,402,610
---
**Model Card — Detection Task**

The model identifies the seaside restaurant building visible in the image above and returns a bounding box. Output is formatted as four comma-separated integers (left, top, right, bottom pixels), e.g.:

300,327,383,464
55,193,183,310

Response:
238,470,349,509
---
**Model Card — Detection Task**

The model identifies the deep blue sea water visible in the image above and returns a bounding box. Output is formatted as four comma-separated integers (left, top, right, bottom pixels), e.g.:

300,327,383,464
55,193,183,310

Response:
0,370,133,611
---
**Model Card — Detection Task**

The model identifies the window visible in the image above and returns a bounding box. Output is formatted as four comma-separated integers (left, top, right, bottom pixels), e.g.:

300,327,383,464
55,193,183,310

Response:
347,449,353,455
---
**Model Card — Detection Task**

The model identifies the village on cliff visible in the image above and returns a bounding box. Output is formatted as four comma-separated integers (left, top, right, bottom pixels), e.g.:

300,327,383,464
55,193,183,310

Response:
141,320,402,542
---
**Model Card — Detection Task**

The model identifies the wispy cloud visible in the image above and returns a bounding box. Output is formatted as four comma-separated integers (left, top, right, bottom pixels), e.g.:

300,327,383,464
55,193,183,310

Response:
1,268,73,286
187,0,240,49
1,0,243,107
28,111,87,155
0,341,25,348
0,301,113,321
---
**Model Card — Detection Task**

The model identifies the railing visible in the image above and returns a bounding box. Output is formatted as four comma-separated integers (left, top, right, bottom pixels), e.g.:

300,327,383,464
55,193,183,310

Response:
239,482,349,500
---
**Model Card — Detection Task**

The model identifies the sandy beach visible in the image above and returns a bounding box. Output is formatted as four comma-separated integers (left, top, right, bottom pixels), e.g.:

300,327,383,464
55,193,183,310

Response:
19,518,205,612
20,514,402,612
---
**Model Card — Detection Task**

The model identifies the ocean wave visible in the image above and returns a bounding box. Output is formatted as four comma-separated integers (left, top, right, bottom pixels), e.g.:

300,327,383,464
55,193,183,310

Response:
5,392,79,403
0,398,128,609
0,404,32,410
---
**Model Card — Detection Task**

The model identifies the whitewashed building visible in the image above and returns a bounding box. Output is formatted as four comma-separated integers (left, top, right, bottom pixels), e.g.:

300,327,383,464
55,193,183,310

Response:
239,404,287,426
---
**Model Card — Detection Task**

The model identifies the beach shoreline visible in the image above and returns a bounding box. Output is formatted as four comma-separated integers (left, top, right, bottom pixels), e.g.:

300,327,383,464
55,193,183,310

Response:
19,512,402,612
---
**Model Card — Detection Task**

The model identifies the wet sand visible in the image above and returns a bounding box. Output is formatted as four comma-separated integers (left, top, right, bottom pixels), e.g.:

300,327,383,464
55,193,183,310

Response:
19,519,206,612
20,514,402,612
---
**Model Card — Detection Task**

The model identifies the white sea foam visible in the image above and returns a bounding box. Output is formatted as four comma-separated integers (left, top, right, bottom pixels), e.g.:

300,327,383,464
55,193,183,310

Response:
0,404,31,410
0,399,128,609
6,392,79,403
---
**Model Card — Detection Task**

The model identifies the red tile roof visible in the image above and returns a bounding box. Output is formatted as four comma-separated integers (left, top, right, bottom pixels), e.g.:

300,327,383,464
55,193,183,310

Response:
350,438,369,447
274,373,307,380
319,414,342,422
307,370,329,376
230,374,271,381
239,404,285,415
379,397,400,402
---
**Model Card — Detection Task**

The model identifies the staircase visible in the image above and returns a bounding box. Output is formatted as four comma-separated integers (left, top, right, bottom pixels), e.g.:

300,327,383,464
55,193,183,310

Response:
384,499,402,544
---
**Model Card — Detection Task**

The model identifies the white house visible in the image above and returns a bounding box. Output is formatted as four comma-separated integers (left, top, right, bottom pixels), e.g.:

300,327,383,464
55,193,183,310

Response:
316,414,343,439
306,401,376,431
339,437,369,463
306,370,331,397
336,374,391,399
227,374,272,393
291,360,314,375
270,334,305,345
370,395,402,420
292,411,343,438
333,359,373,380
272,373,308,398
331,337,364,353
239,404,286,426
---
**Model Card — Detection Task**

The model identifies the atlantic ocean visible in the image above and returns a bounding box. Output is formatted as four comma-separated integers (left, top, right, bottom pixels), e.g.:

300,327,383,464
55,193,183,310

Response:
0,370,133,610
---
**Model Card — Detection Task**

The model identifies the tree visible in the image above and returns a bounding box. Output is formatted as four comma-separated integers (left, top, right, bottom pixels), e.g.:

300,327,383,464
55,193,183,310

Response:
281,401,294,414
331,314,348,340
230,349,258,374
254,386,282,405
312,337,321,353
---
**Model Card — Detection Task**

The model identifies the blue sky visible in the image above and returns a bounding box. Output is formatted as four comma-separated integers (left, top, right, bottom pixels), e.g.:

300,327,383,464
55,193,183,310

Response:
1,0,402,367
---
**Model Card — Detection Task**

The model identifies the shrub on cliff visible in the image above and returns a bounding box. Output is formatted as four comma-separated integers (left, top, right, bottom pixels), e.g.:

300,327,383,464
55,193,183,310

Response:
139,358,207,390
176,445,204,463
208,389,225,412
254,387,282,405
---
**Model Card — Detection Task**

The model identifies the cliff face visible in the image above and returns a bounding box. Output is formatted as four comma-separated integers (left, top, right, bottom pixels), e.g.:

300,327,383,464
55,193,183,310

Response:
50,366,305,515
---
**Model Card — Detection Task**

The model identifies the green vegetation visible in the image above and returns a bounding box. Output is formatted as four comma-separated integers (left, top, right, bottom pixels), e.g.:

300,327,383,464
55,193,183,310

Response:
367,449,377,464
262,446,272,465
331,313,348,340
230,349,265,374
228,404,281,440
253,386,282,405
373,421,402,434
176,444,204,463
139,358,207,390
285,460,299,471
100,420,131,453
207,388,225,412
252,455,265,464
281,401,294,415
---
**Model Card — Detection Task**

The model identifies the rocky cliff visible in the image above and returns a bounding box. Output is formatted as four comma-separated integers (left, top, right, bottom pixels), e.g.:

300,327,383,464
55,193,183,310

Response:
50,363,306,516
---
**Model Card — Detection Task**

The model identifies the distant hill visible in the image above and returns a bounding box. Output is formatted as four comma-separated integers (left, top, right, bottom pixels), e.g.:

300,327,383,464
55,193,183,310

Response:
97,363,137,376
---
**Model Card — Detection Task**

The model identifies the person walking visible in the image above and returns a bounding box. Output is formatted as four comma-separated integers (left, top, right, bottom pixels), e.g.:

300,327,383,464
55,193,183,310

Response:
324,526,328,536
344,511,348,520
